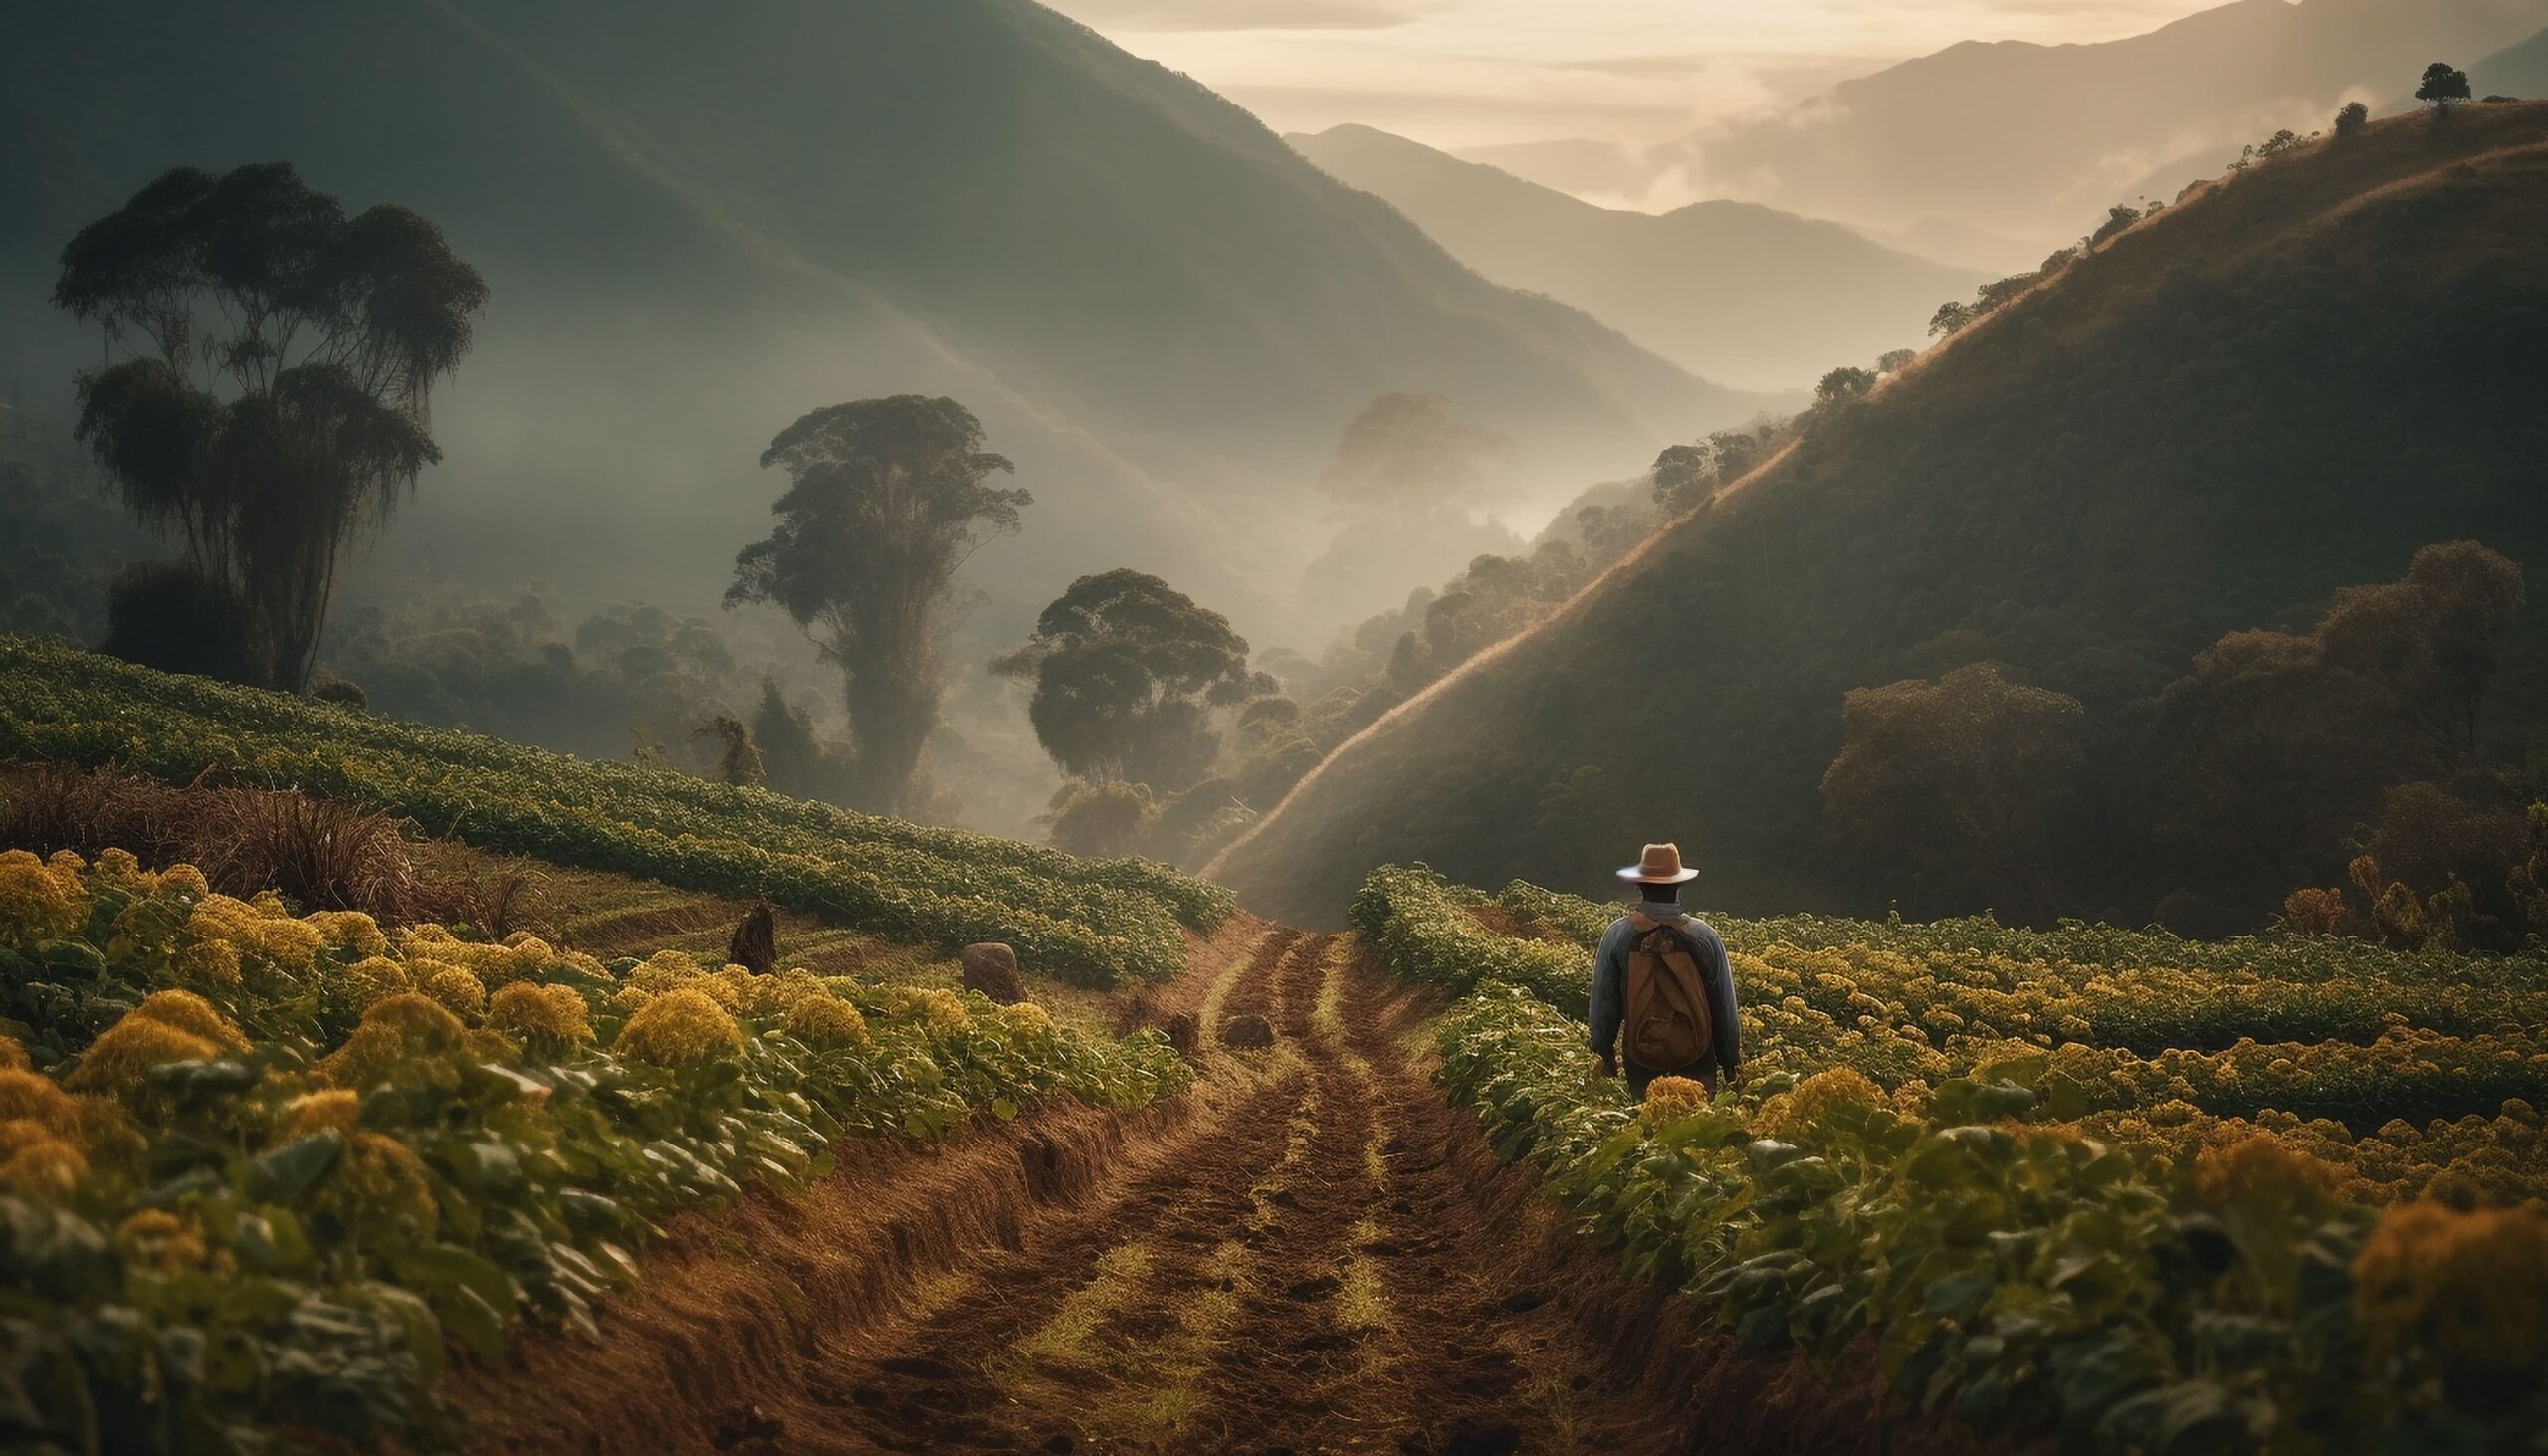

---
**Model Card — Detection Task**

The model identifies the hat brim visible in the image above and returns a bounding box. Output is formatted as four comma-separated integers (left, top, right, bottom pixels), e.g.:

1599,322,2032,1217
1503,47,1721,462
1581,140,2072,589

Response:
1617,866,1701,885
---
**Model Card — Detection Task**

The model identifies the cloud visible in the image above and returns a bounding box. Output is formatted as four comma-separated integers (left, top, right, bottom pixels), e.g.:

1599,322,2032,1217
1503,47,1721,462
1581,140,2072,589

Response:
1055,0,1422,30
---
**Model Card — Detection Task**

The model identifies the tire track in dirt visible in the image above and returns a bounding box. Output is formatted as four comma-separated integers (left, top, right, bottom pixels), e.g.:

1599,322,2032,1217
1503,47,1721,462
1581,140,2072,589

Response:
795,931,1331,1451
458,913,2038,1456
463,926,2024,1455
802,935,1681,1454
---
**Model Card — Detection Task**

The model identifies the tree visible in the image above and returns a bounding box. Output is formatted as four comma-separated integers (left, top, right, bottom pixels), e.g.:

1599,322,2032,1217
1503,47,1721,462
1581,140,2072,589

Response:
2334,102,2372,139
1814,366,1875,408
689,713,767,789
53,163,487,691
1316,392,1514,511
994,569,1271,792
2148,630,2411,885
1650,443,1713,515
725,395,1027,815
2317,541,2524,757
2417,62,2472,113
1928,300,1977,338
1819,663,2084,920
2091,203,2143,248
2254,129,2304,160
1041,778,1156,859
99,560,252,682
1650,425,1781,515
749,680,858,805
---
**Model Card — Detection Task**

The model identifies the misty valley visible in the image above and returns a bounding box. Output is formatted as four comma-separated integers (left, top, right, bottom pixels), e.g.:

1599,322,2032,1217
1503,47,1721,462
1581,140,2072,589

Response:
3,2,2547,1452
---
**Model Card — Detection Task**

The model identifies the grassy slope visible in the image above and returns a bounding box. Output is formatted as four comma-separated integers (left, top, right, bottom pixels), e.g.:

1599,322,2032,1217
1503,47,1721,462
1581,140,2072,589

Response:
1218,104,2548,928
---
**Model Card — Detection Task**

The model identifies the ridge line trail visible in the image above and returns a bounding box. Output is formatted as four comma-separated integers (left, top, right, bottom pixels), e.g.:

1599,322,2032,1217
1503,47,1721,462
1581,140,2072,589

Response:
735,929,1677,1454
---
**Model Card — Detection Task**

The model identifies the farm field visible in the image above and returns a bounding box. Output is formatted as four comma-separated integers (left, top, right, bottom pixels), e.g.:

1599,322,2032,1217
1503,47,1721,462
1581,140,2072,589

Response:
1359,866,2548,1449
0,634,1224,988
0,830,1938,1454
2,650,2545,1453
8,2,2548,1447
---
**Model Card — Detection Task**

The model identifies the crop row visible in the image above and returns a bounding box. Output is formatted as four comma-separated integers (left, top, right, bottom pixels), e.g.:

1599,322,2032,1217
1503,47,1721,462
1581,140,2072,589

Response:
1434,985,2547,1454
1364,867,2548,1126
0,846,1191,1452
0,635,1232,986
1488,878,2548,991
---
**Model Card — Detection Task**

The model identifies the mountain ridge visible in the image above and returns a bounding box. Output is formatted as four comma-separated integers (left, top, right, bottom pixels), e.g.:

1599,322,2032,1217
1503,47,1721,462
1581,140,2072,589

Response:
1287,123,1985,391
1629,0,2547,246
1215,102,2548,929
0,0,1767,641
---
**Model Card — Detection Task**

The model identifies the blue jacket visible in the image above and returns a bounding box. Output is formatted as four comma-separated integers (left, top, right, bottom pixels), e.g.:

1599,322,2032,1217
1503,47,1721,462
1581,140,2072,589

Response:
1588,901,1741,1076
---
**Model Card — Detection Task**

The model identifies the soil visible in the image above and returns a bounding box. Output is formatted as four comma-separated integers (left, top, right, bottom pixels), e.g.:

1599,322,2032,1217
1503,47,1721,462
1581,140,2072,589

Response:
452,923,2038,1455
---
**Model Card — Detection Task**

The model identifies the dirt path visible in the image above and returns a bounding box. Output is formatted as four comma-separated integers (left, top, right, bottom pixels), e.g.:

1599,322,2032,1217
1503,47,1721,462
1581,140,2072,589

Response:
457,927,2016,1455
792,930,1675,1453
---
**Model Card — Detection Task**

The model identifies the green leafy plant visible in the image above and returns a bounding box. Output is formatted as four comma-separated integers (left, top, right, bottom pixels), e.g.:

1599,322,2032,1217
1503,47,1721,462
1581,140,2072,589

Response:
0,846,1189,1452
1373,865,2548,1451
0,634,1231,986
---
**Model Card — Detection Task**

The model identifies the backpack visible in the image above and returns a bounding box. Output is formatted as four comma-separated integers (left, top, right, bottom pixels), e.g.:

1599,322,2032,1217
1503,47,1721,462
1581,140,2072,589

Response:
1624,913,1714,1072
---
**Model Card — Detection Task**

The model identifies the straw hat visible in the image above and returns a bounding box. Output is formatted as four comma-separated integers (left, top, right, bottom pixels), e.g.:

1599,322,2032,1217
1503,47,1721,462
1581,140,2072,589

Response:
1618,843,1700,885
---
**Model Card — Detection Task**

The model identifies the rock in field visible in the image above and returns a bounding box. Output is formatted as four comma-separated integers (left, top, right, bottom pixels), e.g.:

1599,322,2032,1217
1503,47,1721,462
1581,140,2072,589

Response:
1218,1013,1275,1049
961,942,1024,1003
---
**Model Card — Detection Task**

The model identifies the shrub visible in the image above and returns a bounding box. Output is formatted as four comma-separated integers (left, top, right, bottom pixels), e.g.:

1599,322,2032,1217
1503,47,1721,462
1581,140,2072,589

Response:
100,561,251,683
615,987,744,1067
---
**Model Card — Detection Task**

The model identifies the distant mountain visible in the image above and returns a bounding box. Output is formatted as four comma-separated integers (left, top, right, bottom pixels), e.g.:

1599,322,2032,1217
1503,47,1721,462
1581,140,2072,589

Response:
1450,138,1654,200
1846,218,2044,277
1645,0,2548,247
1215,103,2548,929
0,0,1764,640
2473,24,2548,95
2376,24,2548,110
1288,125,1985,392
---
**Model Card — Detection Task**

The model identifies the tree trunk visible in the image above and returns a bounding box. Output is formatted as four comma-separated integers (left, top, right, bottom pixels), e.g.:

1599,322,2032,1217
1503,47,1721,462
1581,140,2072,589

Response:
844,652,939,816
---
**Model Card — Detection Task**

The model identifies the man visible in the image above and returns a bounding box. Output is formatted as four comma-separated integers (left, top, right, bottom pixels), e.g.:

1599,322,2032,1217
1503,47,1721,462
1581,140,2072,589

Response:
1588,842,1741,1095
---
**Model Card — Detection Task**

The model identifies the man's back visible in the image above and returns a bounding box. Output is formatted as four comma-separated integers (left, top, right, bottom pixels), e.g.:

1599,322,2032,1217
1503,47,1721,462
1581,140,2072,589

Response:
1589,902,1742,1093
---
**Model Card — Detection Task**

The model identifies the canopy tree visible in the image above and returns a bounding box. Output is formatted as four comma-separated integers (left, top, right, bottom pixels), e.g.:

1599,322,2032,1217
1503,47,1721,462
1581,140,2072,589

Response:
2417,62,2472,113
54,162,487,691
1317,392,1513,513
726,395,1027,815
1819,662,2085,921
994,568,1273,793
2317,540,2524,759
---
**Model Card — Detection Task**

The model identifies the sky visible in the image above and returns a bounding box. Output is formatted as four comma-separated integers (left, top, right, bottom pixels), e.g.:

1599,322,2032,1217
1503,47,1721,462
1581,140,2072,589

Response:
1047,0,2233,154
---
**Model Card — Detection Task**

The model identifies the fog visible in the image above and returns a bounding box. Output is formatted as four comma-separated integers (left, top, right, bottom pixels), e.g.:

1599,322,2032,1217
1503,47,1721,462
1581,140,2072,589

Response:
6,0,2544,849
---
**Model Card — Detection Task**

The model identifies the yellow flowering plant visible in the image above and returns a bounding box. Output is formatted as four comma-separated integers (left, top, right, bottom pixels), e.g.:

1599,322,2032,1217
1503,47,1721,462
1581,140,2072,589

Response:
1393,864,2548,1449
0,842,1191,1448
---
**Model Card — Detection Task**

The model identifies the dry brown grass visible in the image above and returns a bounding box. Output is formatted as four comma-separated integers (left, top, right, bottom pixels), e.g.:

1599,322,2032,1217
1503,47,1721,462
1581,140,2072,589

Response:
0,763,493,926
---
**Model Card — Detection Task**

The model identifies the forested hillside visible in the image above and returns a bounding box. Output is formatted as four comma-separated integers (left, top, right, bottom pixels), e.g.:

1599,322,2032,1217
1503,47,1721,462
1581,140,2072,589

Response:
1218,103,2548,934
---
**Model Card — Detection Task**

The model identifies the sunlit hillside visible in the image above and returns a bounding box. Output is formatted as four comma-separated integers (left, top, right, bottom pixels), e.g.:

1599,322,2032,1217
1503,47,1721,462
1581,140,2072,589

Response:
1219,103,2548,931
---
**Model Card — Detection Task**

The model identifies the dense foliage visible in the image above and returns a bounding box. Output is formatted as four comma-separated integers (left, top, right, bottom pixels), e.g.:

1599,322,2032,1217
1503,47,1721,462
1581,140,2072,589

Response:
0,635,1230,986
0,846,1187,1452
994,568,1273,794
726,395,1029,816
1220,104,2548,932
1366,865,2548,1449
55,162,487,693
327,589,844,787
